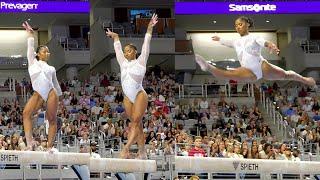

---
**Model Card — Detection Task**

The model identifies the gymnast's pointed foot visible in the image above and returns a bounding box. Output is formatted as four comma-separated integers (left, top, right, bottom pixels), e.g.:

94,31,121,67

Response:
195,54,210,71
304,77,316,87
47,147,59,154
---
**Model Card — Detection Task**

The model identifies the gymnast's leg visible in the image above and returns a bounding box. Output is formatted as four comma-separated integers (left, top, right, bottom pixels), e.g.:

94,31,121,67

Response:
22,92,44,150
46,89,59,150
261,60,316,86
120,91,148,159
195,54,257,82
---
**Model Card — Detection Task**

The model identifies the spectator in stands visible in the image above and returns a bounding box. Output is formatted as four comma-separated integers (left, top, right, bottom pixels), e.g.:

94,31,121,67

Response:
188,136,206,157
80,133,90,147
283,147,293,161
98,112,109,125
164,141,174,155
259,143,275,159
115,90,124,103
199,98,209,113
298,87,308,97
91,103,102,120
115,102,125,114
79,104,89,115
210,142,219,157
104,90,115,103
177,109,189,120
100,75,110,87
216,140,226,157
69,93,78,105
261,125,272,137
90,141,101,158
146,131,156,144
231,142,244,159
240,105,250,120
62,95,71,106
188,107,199,120
103,119,115,138
70,105,79,114
312,101,320,112
292,148,301,161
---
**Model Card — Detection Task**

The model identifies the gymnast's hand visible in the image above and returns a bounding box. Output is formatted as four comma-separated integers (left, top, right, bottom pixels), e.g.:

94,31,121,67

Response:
266,42,280,55
211,36,220,41
106,28,118,39
22,21,34,34
148,13,158,27
106,28,119,42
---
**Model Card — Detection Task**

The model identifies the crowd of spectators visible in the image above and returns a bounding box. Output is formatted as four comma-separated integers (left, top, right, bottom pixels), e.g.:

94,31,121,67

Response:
263,82,320,154
174,92,304,161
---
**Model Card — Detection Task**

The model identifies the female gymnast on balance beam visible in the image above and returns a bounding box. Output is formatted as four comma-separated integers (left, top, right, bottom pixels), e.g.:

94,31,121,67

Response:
195,16,316,87
106,14,158,159
22,21,62,152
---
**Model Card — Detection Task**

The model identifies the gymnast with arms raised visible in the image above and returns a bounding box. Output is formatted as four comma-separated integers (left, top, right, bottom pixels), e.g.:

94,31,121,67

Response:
195,16,316,87
106,14,158,159
22,21,62,152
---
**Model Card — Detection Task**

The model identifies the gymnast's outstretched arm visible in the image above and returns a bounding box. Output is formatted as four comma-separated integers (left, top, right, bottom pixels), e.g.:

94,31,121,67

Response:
23,21,37,66
138,14,158,65
106,28,125,66
212,35,234,48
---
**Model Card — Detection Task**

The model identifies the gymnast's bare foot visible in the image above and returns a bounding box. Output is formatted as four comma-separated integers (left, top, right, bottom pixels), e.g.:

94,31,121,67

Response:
136,149,147,159
119,147,130,159
47,147,59,154
24,140,37,151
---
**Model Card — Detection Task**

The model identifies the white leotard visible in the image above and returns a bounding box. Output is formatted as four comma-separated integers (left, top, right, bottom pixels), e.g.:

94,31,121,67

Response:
219,33,266,80
27,37,62,101
114,33,151,103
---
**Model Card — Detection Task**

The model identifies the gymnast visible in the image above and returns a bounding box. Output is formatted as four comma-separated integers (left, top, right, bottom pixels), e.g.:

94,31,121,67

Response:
106,14,158,159
195,16,316,87
22,21,62,152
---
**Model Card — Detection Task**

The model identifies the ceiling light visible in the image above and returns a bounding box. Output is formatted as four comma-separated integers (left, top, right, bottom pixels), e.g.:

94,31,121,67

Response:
266,20,270,23
213,20,217,24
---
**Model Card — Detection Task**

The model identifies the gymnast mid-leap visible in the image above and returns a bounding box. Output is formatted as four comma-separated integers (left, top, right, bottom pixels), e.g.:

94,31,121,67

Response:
106,14,158,159
195,16,315,87
22,21,62,152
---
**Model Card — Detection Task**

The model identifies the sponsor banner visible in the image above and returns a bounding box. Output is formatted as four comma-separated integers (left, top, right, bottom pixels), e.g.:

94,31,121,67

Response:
0,1,89,13
175,2,320,14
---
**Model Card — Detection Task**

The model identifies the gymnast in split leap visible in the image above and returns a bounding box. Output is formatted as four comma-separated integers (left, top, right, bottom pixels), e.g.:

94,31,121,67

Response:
106,14,158,159
22,21,62,152
195,16,316,86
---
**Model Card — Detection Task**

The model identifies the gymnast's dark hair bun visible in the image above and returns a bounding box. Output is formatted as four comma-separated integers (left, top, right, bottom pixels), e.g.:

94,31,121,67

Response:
35,45,47,60
238,16,254,28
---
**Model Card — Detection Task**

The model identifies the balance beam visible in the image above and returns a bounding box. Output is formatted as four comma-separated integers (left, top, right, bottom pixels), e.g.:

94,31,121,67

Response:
0,150,157,173
176,156,320,174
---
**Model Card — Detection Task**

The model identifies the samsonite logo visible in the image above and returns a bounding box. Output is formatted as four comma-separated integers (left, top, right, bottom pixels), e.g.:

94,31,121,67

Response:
229,4,277,12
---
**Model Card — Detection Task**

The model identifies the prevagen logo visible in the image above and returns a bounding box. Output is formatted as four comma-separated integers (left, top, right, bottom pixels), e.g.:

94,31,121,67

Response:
0,2,38,12
229,4,276,12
